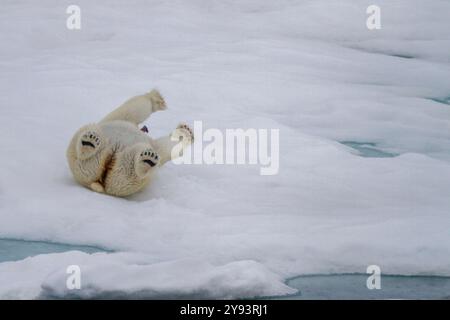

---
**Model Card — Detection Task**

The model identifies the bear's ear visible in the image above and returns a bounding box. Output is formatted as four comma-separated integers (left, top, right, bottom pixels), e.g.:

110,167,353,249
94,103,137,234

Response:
76,125,104,160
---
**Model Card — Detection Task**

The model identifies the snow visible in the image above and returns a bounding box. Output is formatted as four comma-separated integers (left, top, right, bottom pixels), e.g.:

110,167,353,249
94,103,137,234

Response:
0,0,450,299
0,252,294,299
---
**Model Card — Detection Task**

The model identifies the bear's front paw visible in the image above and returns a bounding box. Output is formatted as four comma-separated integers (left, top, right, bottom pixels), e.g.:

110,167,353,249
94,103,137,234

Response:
135,146,160,178
147,89,167,111
172,123,194,145
77,129,103,160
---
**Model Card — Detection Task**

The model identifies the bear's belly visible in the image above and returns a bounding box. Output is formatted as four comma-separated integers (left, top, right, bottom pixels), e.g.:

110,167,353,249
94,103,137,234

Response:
100,120,151,147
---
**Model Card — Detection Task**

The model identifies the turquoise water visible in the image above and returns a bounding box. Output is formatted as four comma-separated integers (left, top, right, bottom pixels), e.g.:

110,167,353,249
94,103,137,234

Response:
0,238,108,263
429,96,450,105
2,239,449,299
270,274,450,300
340,141,397,158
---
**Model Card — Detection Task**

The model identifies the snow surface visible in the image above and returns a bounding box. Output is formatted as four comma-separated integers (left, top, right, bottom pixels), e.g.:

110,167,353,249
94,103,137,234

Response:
0,0,450,299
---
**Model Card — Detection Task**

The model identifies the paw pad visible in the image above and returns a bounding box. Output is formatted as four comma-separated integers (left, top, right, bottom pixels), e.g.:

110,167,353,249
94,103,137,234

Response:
139,147,159,167
81,131,101,148
174,123,194,143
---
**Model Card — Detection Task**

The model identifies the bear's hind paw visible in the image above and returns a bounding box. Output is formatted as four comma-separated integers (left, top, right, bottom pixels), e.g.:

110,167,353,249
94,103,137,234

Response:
77,129,103,160
140,148,160,168
134,146,160,178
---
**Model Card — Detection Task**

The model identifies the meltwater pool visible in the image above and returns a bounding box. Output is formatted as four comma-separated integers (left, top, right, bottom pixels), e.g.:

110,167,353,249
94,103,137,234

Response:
270,274,450,300
0,238,108,263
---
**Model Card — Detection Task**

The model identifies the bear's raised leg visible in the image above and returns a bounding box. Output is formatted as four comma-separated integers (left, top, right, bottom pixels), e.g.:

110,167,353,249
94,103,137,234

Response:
66,124,111,188
153,123,194,165
100,89,166,125
75,125,105,160
103,143,160,197
134,144,160,178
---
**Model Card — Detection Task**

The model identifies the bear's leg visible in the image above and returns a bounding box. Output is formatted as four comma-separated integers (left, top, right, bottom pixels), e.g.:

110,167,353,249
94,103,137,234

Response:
133,144,161,178
67,124,110,188
100,89,166,125
75,125,105,160
152,123,194,165
103,143,160,197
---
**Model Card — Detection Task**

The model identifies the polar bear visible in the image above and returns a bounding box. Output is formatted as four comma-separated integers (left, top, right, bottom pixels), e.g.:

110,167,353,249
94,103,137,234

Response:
66,89,193,197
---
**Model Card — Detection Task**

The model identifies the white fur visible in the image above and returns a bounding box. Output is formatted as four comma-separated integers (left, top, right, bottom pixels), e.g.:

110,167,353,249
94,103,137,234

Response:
66,90,193,197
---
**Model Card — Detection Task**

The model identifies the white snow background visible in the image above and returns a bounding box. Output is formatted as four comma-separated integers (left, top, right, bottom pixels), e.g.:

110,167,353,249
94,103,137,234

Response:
0,0,450,299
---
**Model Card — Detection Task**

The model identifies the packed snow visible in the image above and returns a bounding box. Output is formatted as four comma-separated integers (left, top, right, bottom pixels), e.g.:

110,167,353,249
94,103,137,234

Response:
0,0,449,299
